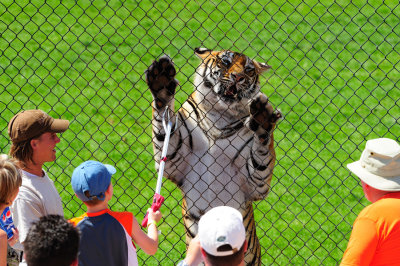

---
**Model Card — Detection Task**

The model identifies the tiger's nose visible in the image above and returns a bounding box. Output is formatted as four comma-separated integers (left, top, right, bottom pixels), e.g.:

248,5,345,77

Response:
231,73,244,82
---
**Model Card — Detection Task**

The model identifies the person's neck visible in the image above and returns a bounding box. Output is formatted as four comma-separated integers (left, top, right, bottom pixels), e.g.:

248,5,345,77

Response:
371,191,395,203
19,161,44,177
86,201,109,214
204,259,244,266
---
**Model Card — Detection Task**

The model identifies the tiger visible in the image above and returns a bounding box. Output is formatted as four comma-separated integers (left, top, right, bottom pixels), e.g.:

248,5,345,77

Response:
145,48,281,265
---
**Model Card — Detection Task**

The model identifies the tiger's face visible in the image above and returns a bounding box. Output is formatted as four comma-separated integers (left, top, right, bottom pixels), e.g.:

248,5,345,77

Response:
194,48,271,103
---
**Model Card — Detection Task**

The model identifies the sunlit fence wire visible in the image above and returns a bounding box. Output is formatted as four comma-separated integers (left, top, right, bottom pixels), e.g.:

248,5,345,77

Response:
1,0,399,264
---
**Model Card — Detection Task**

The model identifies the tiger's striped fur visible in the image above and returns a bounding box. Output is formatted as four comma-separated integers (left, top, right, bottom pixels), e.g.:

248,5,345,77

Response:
146,48,281,265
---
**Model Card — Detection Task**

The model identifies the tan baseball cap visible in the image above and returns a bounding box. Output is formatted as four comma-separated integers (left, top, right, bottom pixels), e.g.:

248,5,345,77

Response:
8,110,69,143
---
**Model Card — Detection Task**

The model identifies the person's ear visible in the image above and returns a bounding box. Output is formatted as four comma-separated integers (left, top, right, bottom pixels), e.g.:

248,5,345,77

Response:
200,247,207,258
361,181,371,192
70,258,78,266
30,139,38,150
104,183,113,198
106,183,112,193
244,240,248,252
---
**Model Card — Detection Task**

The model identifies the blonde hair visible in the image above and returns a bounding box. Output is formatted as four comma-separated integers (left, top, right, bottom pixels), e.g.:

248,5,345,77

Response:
0,155,22,208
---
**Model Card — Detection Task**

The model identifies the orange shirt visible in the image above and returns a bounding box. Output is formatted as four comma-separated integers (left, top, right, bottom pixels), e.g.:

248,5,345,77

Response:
341,192,400,266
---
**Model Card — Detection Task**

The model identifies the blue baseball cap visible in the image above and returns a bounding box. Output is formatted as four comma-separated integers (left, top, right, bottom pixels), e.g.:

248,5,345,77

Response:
71,160,116,202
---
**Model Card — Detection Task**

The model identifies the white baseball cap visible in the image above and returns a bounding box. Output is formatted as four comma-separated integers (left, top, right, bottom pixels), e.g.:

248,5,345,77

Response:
347,138,400,191
198,206,246,256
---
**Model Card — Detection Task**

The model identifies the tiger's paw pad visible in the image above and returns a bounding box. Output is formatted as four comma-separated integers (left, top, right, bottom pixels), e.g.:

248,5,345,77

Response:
146,56,178,109
249,94,282,135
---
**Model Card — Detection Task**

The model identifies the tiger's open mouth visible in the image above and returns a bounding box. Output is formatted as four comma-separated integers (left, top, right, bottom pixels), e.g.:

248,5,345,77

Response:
219,83,239,101
224,85,237,97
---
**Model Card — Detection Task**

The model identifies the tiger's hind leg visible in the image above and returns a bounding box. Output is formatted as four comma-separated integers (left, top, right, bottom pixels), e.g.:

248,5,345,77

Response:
243,203,262,266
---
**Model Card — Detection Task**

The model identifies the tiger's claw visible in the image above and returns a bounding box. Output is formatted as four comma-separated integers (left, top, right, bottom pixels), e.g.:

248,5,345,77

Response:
249,94,281,134
146,55,178,109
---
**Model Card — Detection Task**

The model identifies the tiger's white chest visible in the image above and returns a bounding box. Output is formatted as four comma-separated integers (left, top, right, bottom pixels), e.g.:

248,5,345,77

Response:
180,127,252,214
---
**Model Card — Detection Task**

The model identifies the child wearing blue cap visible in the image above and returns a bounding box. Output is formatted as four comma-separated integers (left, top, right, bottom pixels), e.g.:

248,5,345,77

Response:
69,160,162,266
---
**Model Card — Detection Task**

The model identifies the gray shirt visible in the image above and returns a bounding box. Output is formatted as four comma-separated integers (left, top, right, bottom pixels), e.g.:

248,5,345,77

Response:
11,169,63,251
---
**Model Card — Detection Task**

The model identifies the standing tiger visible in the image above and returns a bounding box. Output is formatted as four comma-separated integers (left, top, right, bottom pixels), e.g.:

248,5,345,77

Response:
146,48,281,265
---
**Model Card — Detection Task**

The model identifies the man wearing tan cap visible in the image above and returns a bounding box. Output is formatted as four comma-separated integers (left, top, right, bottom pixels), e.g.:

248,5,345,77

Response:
7,109,69,264
341,138,400,265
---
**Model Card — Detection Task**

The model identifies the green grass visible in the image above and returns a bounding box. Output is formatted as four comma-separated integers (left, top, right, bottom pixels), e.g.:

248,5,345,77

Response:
1,0,400,264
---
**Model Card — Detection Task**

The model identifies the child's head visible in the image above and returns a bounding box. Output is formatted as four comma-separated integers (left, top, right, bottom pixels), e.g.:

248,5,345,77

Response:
24,214,80,266
0,155,22,210
71,160,116,206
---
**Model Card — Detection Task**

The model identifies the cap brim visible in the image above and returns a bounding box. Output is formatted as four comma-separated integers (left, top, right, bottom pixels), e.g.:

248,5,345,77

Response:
104,164,117,175
50,119,70,133
347,161,400,191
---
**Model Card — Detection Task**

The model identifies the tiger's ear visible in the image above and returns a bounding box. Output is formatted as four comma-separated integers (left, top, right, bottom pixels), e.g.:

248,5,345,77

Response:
195,47,213,60
254,61,272,74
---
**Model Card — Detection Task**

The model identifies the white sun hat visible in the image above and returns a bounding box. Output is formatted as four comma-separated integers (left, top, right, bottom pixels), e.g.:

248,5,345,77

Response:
347,138,400,191
198,206,246,257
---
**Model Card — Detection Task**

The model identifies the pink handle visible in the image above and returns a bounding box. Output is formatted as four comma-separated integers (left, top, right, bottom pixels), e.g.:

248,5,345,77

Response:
141,193,165,227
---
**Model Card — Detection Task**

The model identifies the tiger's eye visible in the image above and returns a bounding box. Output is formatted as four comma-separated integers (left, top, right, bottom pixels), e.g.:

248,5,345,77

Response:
245,66,255,73
221,56,231,66
220,52,234,66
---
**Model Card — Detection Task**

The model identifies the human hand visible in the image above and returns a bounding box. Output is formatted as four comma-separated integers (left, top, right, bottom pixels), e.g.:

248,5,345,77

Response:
8,228,19,247
185,235,203,266
148,208,162,224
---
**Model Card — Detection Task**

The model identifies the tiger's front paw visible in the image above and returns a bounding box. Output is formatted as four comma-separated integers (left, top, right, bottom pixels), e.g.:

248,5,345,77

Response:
146,56,178,109
249,94,281,142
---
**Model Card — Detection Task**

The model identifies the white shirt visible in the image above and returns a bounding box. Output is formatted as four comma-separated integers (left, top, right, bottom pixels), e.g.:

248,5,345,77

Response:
11,169,63,251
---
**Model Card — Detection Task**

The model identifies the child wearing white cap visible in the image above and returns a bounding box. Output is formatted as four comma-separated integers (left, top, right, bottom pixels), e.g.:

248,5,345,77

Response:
69,160,162,266
341,138,400,265
178,206,247,266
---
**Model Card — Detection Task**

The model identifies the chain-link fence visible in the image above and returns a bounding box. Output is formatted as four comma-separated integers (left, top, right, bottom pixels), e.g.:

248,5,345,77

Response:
1,0,399,265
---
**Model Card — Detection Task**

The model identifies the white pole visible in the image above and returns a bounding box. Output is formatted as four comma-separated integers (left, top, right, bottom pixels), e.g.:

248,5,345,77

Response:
155,107,173,194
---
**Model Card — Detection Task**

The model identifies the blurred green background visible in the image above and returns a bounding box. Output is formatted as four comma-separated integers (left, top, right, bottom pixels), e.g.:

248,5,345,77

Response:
1,0,399,264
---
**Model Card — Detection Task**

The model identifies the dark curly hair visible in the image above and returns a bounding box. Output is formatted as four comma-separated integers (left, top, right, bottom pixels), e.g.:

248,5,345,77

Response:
23,214,80,266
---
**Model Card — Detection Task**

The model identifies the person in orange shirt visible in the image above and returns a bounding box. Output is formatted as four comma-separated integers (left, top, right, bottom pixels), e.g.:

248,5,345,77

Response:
341,138,400,266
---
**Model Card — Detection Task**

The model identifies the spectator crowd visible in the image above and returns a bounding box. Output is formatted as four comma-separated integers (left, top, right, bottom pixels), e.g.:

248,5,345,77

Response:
1,109,400,266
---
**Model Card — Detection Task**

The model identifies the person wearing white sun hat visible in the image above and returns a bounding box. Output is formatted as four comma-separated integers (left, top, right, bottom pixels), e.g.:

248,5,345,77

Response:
341,138,400,265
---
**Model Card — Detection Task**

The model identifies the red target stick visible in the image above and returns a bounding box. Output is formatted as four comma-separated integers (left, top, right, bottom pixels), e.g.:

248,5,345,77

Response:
142,107,176,227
